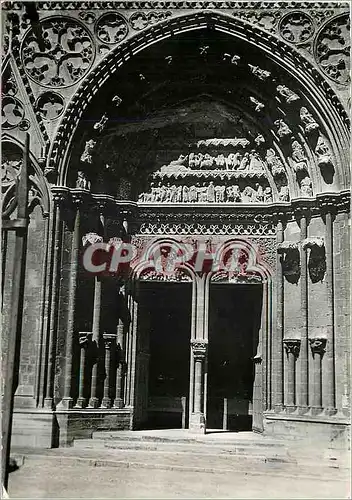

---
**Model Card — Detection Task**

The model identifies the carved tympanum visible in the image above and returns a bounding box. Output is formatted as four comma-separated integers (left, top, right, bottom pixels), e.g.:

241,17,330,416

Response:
137,140,275,204
315,14,350,85
21,18,95,87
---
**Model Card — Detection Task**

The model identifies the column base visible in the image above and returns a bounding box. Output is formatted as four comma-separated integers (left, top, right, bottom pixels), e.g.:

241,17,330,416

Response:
113,398,124,409
324,407,337,416
43,398,54,410
101,398,112,409
296,405,310,415
88,397,100,408
189,412,206,434
284,405,297,414
56,397,73,410
74,398,87,409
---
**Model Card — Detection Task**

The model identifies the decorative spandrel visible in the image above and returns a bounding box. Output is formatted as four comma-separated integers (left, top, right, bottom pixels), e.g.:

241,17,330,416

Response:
279,12,315,44
21,17,95,88
314,14,350,85
95,13,128,44
137,138,286,205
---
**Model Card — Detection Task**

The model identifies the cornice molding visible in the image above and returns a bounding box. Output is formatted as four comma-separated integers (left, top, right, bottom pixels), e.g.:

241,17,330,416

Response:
2,2,349,10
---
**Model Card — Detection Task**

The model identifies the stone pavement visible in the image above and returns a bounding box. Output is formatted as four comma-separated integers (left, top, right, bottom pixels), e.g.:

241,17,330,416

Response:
8,430,350,499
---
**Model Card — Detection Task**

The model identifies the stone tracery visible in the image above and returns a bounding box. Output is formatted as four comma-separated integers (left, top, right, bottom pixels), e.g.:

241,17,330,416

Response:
21,17,95,87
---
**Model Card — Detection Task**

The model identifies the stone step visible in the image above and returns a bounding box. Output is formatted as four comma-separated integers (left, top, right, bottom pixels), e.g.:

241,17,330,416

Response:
11,447,349,481
90,430,285,448
73,437,289,460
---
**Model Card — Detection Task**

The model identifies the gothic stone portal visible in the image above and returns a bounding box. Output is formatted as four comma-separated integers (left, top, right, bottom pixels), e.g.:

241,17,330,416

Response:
2,3,350,450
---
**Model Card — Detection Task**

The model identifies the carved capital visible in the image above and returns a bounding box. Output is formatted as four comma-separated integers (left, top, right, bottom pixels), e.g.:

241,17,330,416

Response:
302,237,324,251
292,203,313,220
79,331,92,348
71,189,92,211
309,338,327,356
317,194,338,216
82,232,103,246
277,241,299,254
191,339,208,359
283,339,301,358
103,333,117,349
51,187,69,206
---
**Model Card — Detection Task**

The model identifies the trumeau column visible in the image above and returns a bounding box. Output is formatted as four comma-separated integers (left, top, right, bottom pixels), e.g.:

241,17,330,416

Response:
283,339,300,411
189,339,208,434
58,196,82,409
274,212,285,411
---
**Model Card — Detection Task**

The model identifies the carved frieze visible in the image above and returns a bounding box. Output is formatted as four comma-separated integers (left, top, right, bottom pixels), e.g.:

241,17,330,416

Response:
21,17,95,87
314,14,350,85
139,268,191,283
129,11,172,31
138,222,276,237
138,140,276,205
212,271,262,284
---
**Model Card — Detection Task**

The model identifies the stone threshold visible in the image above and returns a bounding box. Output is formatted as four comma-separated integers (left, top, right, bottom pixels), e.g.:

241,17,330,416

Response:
264,411,350,425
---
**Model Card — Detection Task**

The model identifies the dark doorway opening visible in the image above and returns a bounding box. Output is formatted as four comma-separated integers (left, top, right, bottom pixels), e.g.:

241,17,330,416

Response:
140,282,192,429
207,284,263,431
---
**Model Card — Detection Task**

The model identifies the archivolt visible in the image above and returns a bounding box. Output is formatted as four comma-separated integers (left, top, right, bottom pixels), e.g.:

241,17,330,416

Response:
48,11,349,191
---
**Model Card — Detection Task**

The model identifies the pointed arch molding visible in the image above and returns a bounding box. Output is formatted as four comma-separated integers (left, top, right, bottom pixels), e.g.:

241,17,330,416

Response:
45,11,349,190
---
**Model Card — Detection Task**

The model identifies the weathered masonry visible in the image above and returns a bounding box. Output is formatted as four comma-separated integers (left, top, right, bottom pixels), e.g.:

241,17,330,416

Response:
1,2,350,449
